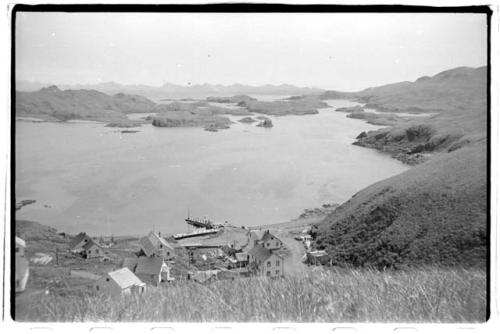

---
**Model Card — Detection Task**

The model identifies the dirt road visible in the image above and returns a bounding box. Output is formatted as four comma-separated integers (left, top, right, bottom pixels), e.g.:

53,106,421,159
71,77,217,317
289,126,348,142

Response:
271,228,308,275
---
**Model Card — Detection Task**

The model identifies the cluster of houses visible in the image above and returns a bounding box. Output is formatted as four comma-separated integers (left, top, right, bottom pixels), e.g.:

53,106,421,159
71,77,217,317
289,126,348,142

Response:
15,225,289,296
93,231,175,295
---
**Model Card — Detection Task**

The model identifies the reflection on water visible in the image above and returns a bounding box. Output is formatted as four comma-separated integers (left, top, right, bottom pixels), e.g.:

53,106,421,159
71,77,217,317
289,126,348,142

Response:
15,99,409,235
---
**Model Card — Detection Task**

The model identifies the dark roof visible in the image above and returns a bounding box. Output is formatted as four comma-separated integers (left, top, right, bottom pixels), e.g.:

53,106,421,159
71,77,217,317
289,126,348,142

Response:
123,257,139,272
248,244,273,262
82,239,101,251
139,232,174,256
261,230,280,243
135,256,165,275
139,235,156,257
149,232,174,250
69,232,89,249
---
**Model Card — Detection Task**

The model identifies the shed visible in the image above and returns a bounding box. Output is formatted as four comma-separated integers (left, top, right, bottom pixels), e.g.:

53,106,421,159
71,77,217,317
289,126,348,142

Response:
306,250,329,265
135,256,171,286
93,268,146,296
235,252,249,267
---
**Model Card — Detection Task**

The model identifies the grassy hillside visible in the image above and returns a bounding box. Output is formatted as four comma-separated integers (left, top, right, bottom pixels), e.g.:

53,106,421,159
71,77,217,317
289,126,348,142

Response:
314,66,488,268
16,266,486,322
314,142,487,268
15,220,69,256
15,86,156,125
357,67,486,114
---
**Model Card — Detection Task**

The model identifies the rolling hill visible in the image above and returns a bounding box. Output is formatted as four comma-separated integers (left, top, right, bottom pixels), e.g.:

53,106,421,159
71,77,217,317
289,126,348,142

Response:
15,86,156,124
314,66,488,268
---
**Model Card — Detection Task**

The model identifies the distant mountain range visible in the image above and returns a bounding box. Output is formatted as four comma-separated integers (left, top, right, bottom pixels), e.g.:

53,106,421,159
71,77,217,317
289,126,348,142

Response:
16,80,324,100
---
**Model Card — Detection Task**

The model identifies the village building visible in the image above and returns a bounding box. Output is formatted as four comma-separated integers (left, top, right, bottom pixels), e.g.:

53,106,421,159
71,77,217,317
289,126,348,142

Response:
248,244,284,278
247,230,282,251
93,267,146,296
306,250,330,265
234,252,249,268
69,232,92,253
261,230,282,250
82,239,104,259
15,236,29,292
139,231,175,260
123,256,139,272
135,256,172,286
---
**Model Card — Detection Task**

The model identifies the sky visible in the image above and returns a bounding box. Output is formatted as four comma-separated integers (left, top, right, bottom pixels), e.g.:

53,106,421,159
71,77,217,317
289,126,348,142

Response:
15,12,488,91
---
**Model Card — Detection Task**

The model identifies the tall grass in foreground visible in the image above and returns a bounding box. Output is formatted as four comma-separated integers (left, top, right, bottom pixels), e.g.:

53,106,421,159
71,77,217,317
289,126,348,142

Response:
16,267,486,322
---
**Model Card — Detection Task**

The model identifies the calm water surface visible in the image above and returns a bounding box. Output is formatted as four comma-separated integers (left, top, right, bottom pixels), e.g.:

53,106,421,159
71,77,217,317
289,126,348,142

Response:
15,99,408,235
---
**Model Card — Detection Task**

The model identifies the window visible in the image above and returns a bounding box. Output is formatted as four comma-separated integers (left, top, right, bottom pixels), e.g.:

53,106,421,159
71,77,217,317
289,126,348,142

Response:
266,271,270,276
96,249,99,254
96,285,100,291
276,260,280,266
88,250,91,254
275,270,279,275
267,261,271,267
160,245,163,248
106,278,110,282
15,247,19,253
266,242,270,247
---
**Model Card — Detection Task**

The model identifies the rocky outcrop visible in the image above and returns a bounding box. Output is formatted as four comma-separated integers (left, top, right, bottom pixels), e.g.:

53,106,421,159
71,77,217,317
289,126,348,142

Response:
256,119,273,128
238,97,328,116
238,117,256,123
151,109,232,130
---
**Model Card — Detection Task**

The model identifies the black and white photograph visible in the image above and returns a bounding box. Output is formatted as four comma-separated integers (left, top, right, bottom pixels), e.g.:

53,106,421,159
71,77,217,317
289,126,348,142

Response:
7,3,493,325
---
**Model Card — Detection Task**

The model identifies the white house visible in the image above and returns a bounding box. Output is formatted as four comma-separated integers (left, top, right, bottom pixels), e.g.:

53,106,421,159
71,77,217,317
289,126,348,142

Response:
15,236,29,292
93,268,146,296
